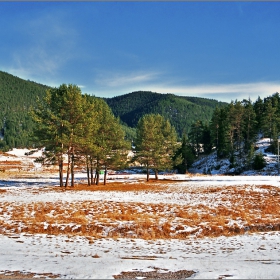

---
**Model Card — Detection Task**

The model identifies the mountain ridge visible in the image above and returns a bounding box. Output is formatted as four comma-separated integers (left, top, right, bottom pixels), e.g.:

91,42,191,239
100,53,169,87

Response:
105,91,227,136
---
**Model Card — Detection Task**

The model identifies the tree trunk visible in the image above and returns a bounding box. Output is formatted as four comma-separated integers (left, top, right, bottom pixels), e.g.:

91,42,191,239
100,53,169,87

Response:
90,158,94,185
96,169,100,185
94,171,97,185
104,165,107,185
65,150,71,188
146,165,149,182
96,160,100,185
86,156,90,186
71,150,75,187
59,156,64,187
155,169,158,180
59,130,64,188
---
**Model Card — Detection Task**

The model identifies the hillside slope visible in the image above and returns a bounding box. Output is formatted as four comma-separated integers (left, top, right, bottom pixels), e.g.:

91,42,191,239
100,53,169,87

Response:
105,91,227,136
189,137,279,176
0,71,50,150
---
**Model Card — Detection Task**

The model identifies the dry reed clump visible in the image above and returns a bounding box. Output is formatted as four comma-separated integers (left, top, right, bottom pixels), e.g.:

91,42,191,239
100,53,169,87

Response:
0,183,279,239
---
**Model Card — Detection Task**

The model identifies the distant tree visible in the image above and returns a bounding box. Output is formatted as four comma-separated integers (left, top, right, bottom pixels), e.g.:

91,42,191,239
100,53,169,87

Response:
174,133,196,174
253,96,265,132
252,153,266,170
201,124,212,154
189,120,204,157
263,99,277,143
242,99,257,153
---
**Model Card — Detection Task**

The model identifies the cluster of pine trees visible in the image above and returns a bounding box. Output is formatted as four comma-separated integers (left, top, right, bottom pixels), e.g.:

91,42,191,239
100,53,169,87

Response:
134,114,180,181
185,93,280,173
32,84,181,185
32,84,130,187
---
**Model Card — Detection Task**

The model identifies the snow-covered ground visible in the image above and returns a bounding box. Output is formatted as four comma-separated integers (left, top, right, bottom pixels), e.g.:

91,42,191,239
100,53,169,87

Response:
0,231,279,279
0,147,280,279
190,137,280,176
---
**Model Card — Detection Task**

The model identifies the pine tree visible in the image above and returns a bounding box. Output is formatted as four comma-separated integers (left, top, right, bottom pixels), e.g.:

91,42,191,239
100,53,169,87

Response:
263,99,277,143
32,84,88,187
242,99,257,153
189,120,203,157
79,97,129,185
174,133,195,174
135,114,179,181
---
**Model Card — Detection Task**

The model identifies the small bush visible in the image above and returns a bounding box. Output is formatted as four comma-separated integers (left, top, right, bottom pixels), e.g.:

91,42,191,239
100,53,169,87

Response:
253,153,266,170
214,164,221,170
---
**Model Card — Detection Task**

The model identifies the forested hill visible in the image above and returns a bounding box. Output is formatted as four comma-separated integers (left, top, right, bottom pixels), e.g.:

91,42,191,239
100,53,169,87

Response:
0,71,50,150
105,91,227,136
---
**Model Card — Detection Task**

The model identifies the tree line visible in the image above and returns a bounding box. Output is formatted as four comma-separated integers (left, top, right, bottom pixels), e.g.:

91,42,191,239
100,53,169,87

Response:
31,84,181,186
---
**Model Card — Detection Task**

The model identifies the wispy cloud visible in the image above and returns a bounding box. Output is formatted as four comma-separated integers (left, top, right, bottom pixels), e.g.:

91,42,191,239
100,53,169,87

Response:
94,70,162,88
6,10,78,84
140,81,280,102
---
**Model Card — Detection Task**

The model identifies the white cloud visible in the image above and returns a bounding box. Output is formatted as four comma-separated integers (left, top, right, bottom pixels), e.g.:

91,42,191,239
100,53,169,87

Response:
94,70,162,88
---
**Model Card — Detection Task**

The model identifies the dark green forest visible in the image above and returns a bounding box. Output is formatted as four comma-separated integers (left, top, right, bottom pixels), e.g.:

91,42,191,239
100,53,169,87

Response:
105,91,227,136
0,71,50,150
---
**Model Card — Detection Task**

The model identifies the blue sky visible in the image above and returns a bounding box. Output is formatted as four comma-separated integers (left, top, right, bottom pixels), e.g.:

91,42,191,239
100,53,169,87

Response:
2,2,280,102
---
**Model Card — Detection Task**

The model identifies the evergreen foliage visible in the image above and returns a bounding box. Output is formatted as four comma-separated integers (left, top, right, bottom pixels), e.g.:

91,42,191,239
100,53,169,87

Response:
173,134,196,174
134,114,180,181
0,71,50,150
32,84,129,186
252,153,266,170
199,93,280,172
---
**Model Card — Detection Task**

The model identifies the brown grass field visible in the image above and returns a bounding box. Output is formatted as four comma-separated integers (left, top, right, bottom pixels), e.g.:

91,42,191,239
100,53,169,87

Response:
0,178,279,240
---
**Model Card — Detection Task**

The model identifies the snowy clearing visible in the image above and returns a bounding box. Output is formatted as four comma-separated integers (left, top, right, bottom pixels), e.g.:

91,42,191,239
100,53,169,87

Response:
0,174,280,279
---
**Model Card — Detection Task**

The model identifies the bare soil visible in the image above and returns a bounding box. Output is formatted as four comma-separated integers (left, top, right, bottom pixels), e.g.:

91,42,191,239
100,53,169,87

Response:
0,271,59,279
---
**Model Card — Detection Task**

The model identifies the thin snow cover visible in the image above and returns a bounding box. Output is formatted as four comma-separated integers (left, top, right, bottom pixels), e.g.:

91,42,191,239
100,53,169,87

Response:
6,148,43,158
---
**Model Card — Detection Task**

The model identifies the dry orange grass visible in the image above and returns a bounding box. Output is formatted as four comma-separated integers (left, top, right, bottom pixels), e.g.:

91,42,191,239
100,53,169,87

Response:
63,180,166,192
0,182,279,239
0,161,22,165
